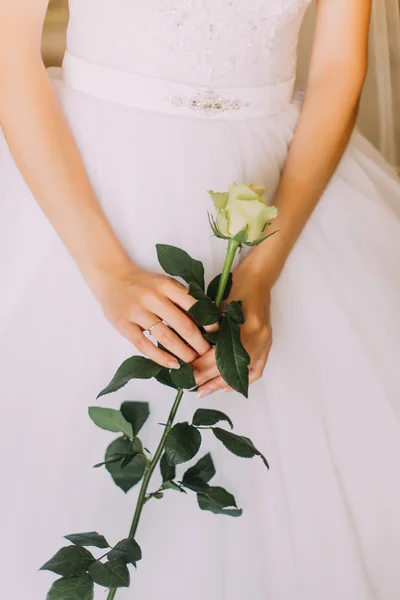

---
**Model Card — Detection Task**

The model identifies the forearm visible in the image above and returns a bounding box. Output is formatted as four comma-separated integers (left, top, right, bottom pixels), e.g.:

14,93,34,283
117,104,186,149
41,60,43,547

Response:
247,68,364,286
0,53,132,284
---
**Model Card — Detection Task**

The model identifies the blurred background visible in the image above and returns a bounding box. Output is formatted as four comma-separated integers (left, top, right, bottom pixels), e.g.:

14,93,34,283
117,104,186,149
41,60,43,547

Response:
42,0,68,67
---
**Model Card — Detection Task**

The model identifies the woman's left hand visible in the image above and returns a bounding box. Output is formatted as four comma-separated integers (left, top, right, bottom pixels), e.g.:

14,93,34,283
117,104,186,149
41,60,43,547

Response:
192,261,273,398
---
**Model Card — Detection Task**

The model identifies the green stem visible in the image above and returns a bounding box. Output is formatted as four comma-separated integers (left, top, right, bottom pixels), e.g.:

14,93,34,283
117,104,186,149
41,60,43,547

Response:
106,388,185,600
128,388,184,538
214,239,240,308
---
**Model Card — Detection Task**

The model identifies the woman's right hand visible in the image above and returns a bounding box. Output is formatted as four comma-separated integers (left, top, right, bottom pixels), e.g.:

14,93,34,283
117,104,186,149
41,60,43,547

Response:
91,265,211,369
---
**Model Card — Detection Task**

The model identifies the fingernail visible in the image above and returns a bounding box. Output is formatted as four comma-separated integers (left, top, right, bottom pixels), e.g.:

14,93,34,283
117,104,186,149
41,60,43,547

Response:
221,387,230,392
168,361,180,370
193,370,200,378
198,390,211,399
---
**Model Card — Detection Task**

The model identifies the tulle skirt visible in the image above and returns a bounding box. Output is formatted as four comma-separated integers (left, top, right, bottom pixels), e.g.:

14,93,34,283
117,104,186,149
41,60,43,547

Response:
1,73,400,600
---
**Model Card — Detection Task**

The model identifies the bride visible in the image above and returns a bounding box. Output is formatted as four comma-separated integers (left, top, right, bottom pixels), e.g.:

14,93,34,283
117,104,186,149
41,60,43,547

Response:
1,0,400,598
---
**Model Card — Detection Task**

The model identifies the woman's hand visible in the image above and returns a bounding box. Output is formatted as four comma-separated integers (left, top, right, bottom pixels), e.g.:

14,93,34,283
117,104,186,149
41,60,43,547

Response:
91,265,210,369
192,260,273,397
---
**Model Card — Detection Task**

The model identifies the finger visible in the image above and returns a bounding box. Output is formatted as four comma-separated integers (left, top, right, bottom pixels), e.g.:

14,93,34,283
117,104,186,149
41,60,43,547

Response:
252,333,273,365
197,375,226,398
198,343,271,394
193,337,262,386
135,311,198,364
120,322,181,369
220,356,268,394
241,328,272,370
192,347,216,375
249,359,267,384
147,320,198,364
247,341,271,383
203,321,220,334
166,281,220,335
152,294,211,357
197,361,266,398
194,363,220,386
193,335,259,386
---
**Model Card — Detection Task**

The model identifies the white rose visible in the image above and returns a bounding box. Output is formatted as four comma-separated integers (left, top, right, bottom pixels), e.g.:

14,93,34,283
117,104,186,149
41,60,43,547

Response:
208,184,277,244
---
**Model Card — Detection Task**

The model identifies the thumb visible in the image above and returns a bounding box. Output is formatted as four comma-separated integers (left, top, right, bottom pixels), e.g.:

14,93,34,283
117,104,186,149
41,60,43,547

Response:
203,321,220,334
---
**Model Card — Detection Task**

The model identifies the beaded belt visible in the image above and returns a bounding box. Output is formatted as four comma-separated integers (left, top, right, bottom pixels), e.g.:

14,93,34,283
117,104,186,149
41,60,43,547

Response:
61,51,296,120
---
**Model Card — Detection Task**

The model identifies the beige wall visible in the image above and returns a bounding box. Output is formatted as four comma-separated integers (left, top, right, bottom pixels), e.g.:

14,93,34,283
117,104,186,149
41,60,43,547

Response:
42,0,69,67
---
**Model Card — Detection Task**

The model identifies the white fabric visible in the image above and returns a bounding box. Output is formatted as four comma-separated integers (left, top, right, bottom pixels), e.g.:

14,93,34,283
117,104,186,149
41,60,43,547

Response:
61,51,297,120
297,0,400,167
66,0,310,87
1,2,400,600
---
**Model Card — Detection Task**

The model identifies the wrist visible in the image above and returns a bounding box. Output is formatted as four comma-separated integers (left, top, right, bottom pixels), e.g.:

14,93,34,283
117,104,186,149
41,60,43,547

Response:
79,243,139,288
233,256,272,293
244,217,295,287
239,246,285,290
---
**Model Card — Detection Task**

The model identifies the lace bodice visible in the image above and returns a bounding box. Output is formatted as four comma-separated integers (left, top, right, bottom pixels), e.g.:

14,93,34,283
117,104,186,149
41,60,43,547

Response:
67,0,311,88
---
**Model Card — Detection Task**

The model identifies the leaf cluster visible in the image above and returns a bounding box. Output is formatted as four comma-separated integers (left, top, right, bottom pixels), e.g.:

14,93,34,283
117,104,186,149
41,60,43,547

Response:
41,532,142,599
156,407,269,517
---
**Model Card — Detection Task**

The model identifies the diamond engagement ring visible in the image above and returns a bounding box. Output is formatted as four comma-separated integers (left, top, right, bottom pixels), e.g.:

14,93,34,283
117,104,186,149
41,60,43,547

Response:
146,319,162,336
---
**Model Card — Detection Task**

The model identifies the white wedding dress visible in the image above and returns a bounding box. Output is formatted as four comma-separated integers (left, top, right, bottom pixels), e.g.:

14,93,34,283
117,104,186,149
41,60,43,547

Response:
1,1,400,599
